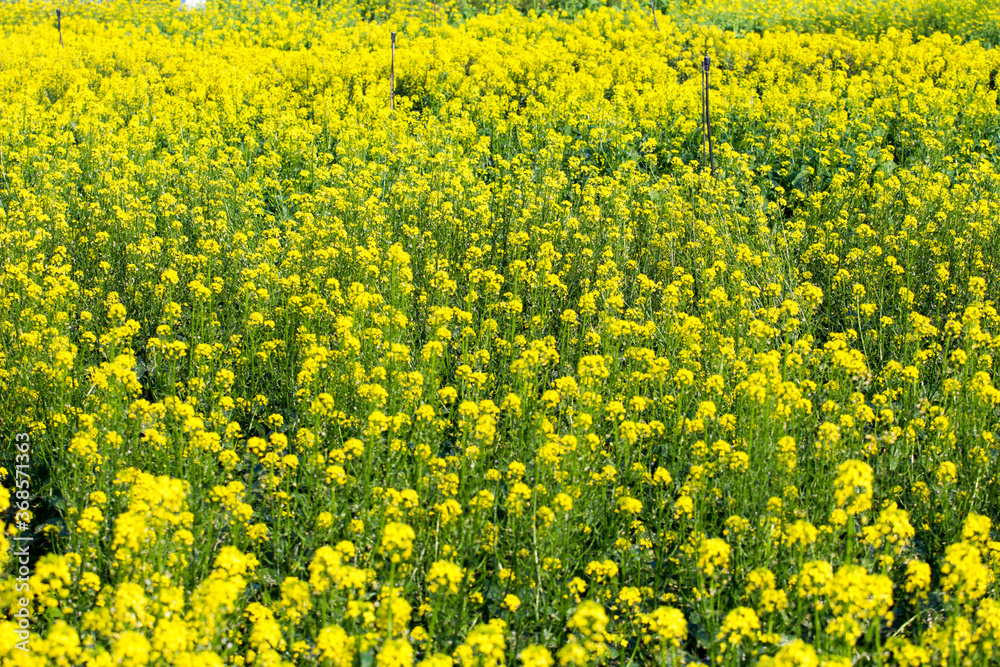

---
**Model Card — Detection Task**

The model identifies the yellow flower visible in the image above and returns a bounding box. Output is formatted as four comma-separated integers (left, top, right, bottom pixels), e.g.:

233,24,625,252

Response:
885,637,931,667
673,495,694,520
381,522,416,563
247,523,270,543
797,561,834,599
783,520,818,548
519,645,554,667
641,606,687,647
503,594,522,612
455,619,507,666
278,577,312,624
757,639,819,667
45,621,83,666
961,511,992,545
745,567,788,613
936,461,958,485
697,537,731,577
716,607,760,654
616,496,643,516
567,601,608,640
903,560,931,601
435,499,464,525
824,565,893,645
833,460,873,515
584,559,619,583
377,587,413,635
555,639,588,667
75,506,104,535
377,638,414,667
940,542,989,605
152,616,192,660
317,627,354,666
112,630,152,667
862,502,914,551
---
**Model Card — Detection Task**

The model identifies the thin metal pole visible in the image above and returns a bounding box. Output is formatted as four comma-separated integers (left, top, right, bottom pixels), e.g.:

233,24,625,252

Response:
703,55,714,176
390,32,396,112
57,9,63,46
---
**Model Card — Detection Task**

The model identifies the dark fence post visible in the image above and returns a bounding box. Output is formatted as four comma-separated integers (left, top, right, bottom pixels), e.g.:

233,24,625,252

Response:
702,55,714,176
57,9,63,46
390,32,396,112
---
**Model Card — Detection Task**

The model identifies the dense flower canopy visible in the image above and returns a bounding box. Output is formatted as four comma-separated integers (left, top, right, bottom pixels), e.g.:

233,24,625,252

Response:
1,0,1000,665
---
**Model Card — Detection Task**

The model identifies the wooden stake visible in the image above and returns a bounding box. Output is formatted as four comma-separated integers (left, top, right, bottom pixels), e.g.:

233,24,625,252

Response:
57,9,63,46
390,32,396,112
702,55,714,176
650,0,659,31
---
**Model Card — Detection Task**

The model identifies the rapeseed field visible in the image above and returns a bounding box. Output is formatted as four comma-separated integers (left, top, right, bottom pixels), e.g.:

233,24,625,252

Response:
1,0,999,664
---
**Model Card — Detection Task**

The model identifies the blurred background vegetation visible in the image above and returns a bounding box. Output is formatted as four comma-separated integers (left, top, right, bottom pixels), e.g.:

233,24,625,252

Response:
4,0,1000,47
